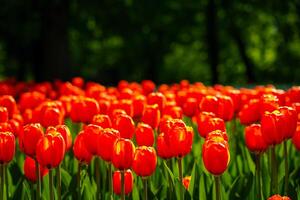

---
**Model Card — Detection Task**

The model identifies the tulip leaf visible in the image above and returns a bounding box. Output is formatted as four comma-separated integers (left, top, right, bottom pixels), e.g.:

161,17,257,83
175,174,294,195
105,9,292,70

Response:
132,183,140,200
163,161,175,187
188,162,196,197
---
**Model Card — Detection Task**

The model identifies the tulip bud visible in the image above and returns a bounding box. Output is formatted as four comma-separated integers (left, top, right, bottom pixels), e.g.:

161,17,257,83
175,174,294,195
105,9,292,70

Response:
113,170,134,195
132,146,157,177
245,124,268,153
0,131,15,163
36,131,66,169
24,156,48,182
73,132,93,164
202,135,230,176
97,128,120,162
112,138,135,170
135,123,154,147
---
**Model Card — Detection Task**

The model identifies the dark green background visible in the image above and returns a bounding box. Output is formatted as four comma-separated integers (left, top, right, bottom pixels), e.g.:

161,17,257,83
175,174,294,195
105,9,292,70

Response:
0,0,299,85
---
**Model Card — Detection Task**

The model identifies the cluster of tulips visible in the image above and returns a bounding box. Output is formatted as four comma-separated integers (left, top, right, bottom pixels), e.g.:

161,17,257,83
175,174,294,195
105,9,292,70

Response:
0,77,300,200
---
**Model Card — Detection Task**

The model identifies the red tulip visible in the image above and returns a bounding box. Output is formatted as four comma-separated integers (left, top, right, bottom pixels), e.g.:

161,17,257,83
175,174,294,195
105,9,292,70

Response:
24,156,48,182
70,97,100,123
132,95,146,119
73,132,93,164
261,110,285,146
40,106,63,128
259,94,279,115
202,135,230,175
142,104,161,129
292,122,300,151
0,131,15,163
156,133,172,159
83,124,103,155
112,138,135,170
113,114,135,139
147,92,166,112
197,112,226,138
0,95,18,118
239,99,260,125
182,176,191,190
182,97,198,117
278,106,297,139
113,170,134,195
97,128,120,162
47,125,72,151
216,95,234,121
135,123,154,146
0,106,8,123
142,80,155,95
36,130,66,169
245,124,268,153
20,123,44,157
92,114,112,129
132,146,157,177
206,130,228,142
164,119,194,157
199,95,219,115
267,194,291,200
163,105,183,119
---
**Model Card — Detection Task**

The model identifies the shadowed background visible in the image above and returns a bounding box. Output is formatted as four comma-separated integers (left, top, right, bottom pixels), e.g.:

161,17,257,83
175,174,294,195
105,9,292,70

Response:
0,0,299,85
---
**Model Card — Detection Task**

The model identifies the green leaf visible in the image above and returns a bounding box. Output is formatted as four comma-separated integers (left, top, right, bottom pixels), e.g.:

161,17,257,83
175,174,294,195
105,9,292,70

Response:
188,162,196,197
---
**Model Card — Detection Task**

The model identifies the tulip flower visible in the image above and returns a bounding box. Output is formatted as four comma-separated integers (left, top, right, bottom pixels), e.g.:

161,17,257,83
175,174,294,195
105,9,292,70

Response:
83,124,103,155
132,146,157,177
92,114,112,129
268,194,291,200
147,92,166,112
112,138,135,200
135,123,154,146
163,105,183,119
197,112,226,138
0,131,15,200
292,122,300,151
113,170,134,195
182,97,198,117
132,94,146,119
36,130,66,200
142,80,155,95
244,124,267,199
23,156,48,182
20,123,44,157
182,176,191,190
259,94,279,115
0,107,8,123
113,114,135,139
0,95,18,118
73,132,93,164
238,99,260,125
0,131,15,164
245,124,268,153
132,146,157,200
202,133,230,200
142,104,161,130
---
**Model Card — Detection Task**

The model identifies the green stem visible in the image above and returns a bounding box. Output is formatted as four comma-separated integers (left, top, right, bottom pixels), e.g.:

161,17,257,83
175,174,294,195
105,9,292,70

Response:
35,159,41,200
49,169,54,200
31,181,35,200
284,141,289,195
108,163,113,200
178,157,184,200
77,162,82,200
4,164,9,199
143,177,148,200
121,170,125,200
0,164,4,200
95,157,101,199
255,154,262,199
56,165,62,200
215,176,221,200
271,146,278,194
167,160,173,192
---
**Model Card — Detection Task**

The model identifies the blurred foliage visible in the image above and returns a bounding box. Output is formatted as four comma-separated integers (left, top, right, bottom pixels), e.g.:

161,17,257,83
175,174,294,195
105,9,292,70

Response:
0,0,299,84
